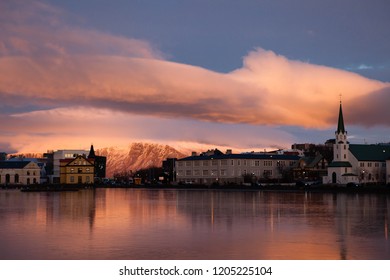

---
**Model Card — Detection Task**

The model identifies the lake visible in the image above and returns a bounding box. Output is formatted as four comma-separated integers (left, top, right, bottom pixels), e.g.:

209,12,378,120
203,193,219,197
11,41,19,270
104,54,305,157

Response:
0,188,389,259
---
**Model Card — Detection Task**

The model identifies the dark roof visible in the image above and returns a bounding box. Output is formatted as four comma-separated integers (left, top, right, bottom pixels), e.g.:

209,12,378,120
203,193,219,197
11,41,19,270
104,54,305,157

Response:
178,153,300,161
0,161,31,169
337,102,346,134
349,144,390,161
328,161,352,167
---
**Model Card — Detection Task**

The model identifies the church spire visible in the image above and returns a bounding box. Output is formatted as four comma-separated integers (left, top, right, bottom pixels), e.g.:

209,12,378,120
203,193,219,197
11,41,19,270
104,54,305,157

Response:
337,101,346,134
88,144,96,159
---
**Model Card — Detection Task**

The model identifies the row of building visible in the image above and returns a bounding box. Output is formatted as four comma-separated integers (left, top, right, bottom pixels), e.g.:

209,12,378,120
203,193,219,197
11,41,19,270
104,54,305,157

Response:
173,102,390,186
1,103,390,186
0,145,106,185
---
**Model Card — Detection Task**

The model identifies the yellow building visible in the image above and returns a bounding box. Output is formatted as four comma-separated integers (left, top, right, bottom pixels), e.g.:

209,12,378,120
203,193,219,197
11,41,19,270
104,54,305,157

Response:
60,155,94,184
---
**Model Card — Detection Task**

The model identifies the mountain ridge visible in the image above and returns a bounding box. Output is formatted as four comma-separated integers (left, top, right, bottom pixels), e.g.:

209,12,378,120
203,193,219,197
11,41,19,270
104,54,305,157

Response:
96,142,186,177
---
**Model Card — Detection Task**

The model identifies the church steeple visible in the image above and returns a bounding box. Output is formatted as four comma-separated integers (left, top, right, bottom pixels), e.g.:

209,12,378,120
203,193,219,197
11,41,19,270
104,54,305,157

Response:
88,144,96,159
337,101,346,134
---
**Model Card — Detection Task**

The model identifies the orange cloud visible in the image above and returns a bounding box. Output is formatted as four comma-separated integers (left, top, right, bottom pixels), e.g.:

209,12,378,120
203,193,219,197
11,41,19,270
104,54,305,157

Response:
1,0,390,153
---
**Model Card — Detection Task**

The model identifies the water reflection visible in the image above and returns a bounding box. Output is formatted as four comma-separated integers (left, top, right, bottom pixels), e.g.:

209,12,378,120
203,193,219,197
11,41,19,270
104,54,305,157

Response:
0,189,389,259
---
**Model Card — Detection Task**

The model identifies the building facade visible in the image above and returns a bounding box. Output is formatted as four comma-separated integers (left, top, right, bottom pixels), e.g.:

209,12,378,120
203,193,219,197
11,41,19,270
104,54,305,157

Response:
293,153,328,182
60,155,95,184
323,102,390,185
176,149,300,185
0,161,41,185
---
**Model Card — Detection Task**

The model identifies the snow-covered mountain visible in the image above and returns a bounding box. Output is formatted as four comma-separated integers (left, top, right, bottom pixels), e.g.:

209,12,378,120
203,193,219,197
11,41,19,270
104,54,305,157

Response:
97,142,186,177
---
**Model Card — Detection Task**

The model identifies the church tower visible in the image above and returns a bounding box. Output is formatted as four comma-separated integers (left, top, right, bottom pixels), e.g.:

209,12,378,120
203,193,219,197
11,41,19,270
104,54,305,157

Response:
324,100,359,185
334,101,349,162
88,144,96,159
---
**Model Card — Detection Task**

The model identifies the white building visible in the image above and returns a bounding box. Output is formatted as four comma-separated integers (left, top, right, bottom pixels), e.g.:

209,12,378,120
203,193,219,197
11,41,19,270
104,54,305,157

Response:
176,149,300,185
0,161,41,185
323,102,390,185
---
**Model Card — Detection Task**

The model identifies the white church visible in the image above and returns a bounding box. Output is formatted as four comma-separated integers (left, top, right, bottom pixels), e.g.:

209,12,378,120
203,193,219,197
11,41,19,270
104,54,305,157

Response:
323,102,390,185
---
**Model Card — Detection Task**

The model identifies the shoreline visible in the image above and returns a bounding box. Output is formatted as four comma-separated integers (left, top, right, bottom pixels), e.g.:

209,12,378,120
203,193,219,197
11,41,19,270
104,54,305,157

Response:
1,182,390,194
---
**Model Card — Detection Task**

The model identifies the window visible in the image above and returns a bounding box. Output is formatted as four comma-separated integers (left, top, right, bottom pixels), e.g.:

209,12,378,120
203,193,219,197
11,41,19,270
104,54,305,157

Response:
70,168,74,173
194,161,200,166
344,154,346,159
237,160,241,166
221,160,227,166
86,176,90,183
243,160,247,166
220,169,226,176
194,170,200,176
203,161,209,166
212,160,218,166
211,170,218,176
254,160,260,167
70,176,74,183
368,162,372,167
231,160,234,166
202,170,209,176
185,170,192,176
264,161,272,167
178,162,184,167
277,161,285,167
360,162,364,167
185,161,192,167
78,168,82,173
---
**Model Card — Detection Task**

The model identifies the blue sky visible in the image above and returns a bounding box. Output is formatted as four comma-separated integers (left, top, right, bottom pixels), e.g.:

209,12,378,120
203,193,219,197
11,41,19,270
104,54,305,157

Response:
0,0,389,153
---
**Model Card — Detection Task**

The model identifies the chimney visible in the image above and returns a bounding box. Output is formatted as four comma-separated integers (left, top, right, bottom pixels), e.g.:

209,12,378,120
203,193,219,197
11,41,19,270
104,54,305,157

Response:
191,151,197,156
226,149,232,155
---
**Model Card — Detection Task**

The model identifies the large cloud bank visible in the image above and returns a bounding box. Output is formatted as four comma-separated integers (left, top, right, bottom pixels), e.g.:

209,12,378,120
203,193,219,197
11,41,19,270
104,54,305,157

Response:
0,0,389,152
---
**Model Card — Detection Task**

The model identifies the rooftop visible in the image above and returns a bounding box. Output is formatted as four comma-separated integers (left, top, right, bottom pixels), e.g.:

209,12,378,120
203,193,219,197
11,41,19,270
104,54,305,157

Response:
349,144,390,161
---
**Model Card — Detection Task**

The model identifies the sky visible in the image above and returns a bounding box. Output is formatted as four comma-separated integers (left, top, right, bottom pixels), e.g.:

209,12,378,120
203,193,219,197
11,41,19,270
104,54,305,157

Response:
1,0,390,154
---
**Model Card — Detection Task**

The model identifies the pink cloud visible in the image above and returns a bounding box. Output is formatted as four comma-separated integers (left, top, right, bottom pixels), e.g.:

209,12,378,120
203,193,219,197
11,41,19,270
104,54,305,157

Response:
1,0,390,154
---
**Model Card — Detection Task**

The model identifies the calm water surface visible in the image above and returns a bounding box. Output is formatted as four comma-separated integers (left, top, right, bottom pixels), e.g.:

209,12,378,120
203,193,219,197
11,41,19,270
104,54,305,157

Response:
0,188,389,259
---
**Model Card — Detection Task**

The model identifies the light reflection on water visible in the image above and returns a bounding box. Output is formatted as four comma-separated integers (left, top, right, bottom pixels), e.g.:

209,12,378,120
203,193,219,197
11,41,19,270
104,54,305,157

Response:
0,188,389,260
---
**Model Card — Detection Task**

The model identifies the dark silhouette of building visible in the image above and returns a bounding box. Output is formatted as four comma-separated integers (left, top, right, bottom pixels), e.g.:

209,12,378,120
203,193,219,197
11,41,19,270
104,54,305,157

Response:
88,145,106,179
162,158,177,183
